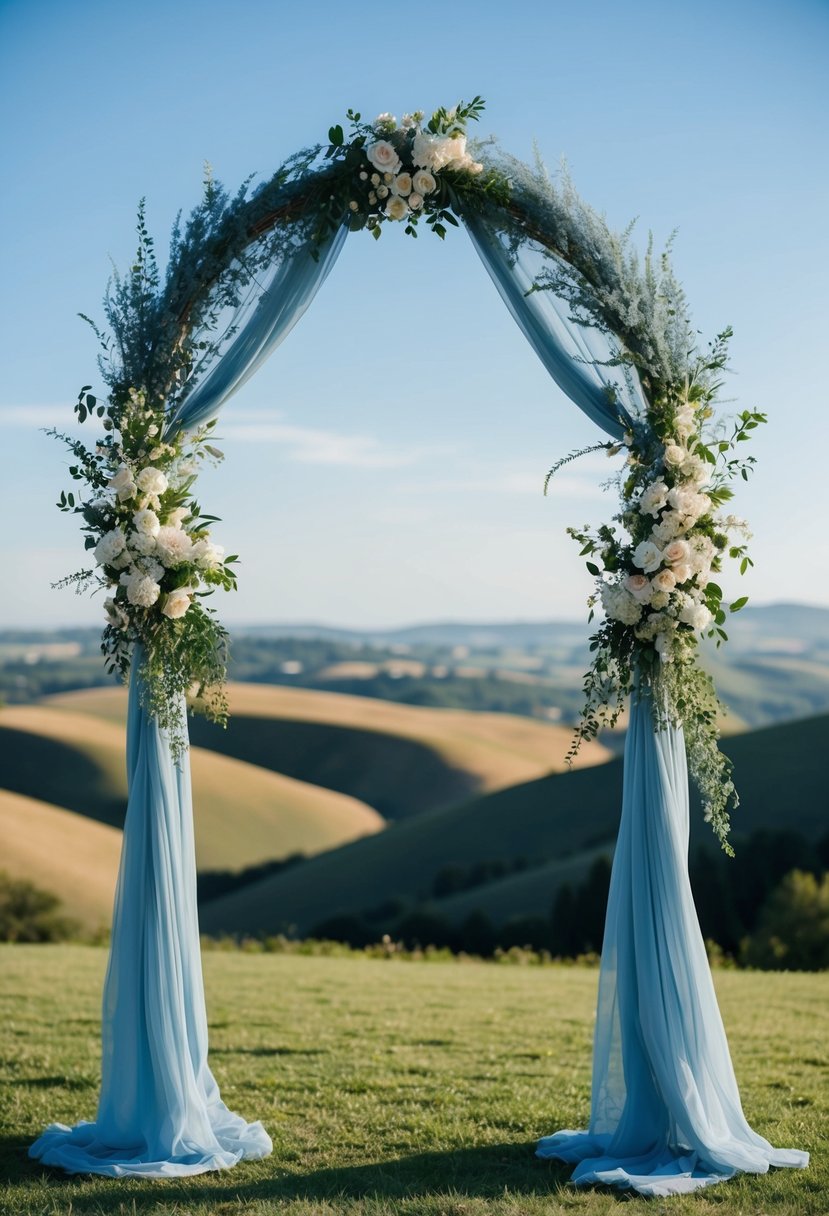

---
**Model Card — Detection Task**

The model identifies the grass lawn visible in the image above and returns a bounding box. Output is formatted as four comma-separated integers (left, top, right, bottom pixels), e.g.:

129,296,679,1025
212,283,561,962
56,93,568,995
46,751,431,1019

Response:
1,945,826,1215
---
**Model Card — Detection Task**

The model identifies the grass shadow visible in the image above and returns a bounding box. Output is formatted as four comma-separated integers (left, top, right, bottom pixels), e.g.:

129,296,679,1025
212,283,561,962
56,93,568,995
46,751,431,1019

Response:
6,1141,621,1208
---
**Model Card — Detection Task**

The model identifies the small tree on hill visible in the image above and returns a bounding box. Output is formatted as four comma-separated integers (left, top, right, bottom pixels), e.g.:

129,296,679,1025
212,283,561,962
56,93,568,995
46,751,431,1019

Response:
742,870,829,971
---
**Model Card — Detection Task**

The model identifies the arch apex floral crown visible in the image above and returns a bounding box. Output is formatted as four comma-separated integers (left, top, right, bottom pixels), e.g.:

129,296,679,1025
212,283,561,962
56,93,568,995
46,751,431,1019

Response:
50,98,764,848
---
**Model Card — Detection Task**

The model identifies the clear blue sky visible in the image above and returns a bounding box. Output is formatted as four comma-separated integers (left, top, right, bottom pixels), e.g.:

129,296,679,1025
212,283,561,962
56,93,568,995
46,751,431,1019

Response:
1,0,827,629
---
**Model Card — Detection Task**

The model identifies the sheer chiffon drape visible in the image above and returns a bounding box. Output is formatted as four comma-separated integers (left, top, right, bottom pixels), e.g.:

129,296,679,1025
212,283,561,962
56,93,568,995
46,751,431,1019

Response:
535,690,809,1196
30,231,347,1177
29,650,273,1176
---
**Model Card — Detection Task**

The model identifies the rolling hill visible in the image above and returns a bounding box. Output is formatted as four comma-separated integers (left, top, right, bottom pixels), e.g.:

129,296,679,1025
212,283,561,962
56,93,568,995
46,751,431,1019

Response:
43,683,611,820
198,712,829,936
0,703,384,872
0,789,121,932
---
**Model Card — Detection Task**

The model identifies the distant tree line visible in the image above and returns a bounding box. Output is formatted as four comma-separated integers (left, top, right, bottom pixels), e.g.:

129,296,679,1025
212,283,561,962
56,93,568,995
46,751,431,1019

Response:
306,830,829,970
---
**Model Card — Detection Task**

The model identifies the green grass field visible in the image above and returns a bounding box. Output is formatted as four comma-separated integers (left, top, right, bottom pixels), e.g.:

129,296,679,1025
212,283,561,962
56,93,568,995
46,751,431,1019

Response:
1,946,827,1216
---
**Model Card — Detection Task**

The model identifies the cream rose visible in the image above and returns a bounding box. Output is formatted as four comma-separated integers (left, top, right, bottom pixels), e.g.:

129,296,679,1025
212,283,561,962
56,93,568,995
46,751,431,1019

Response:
161,588,192,620
408,192,424,211
663,539,691,566
392,172,412,196
664,444,686,467
672,562,692,585
386,196,408,221
624,573,653,604
366,140,402,175
412,169,436,196
652,568,677,594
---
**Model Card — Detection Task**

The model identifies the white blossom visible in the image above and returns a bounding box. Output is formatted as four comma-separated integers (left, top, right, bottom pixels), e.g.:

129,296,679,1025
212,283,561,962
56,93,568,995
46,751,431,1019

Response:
132,508,161,537
155,525,194,568
161,587,192,619
94,528,127,567
639,480,669,517
191,538,224,569
632,539,664,573
366,140,402,175
136,466,168,496
120,571,161,608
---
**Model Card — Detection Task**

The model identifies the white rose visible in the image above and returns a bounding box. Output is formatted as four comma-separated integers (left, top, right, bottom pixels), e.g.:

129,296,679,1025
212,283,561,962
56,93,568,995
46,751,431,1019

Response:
94,528,127,567
682,453,710,486
366,140,402,175
191,538,224,569
664,444,686,467
386,196,408,221
136,466,168,496
392,172,412,196
121,572,161,608
625,573,653,604
408,192,424,211
651,568,677,594
662,539,691,567
132,508,160,537
412,169,436,196
672,562,693,584
161,588,192,619
639,480,669,518
632,540,663,574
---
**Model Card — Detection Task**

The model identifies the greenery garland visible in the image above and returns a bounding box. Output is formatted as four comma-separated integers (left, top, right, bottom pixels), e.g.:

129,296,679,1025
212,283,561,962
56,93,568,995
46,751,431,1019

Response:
52,99,762,845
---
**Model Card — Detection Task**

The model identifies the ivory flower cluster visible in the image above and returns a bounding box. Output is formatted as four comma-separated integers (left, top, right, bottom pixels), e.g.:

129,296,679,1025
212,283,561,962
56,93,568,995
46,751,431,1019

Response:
88,391,227,645
51,383,238,757
330,99,493,240
589,406,739,665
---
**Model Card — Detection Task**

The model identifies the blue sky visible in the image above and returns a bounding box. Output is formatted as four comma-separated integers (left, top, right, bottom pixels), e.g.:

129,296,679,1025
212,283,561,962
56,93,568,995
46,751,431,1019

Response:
1,0,827,629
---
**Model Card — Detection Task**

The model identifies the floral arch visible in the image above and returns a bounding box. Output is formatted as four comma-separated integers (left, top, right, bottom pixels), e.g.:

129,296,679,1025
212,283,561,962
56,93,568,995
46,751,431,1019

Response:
33,100,806,1196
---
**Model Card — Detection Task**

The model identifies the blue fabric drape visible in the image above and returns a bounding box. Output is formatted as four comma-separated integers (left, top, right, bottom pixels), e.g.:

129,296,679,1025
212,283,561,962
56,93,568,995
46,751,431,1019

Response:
29,650,272,1177
536,688,809,1197
30,227,348,1177
168,225,348,435
463,210,643,441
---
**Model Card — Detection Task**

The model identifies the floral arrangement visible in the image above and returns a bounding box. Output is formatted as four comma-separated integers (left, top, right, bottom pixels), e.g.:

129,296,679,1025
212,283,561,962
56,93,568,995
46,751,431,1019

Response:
317,97,508,243
552,330,765,851
51,385,238,758
50,102,761,846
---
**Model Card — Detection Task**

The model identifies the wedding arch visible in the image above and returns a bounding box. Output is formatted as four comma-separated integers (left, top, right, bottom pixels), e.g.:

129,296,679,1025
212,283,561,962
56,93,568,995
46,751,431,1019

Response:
31,100,807,1197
